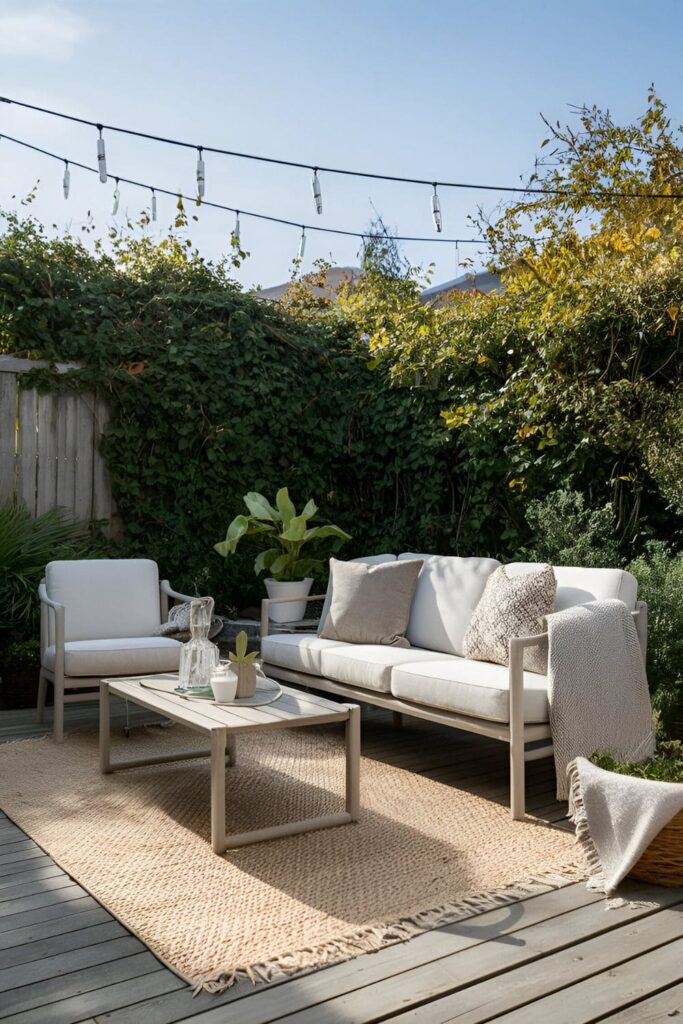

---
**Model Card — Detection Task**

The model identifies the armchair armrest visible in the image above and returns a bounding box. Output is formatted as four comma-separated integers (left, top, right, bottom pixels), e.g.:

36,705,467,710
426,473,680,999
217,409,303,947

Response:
160,579,197,620
261,594,327,640
39,581,65,675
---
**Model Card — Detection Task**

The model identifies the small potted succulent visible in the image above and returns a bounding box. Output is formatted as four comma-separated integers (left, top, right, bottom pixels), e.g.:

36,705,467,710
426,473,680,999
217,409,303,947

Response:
214,488,351,623
229,630,259,698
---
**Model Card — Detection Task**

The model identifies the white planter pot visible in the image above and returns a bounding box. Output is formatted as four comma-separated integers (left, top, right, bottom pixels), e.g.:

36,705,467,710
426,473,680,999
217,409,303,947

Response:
265,578,313,624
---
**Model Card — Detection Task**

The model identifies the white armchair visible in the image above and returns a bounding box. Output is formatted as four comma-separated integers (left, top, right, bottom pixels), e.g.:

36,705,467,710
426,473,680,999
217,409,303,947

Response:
38,558,194,742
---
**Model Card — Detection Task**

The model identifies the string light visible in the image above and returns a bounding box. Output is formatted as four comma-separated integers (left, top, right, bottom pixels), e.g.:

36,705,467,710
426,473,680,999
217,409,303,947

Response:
0,129,487,245
233,210,240,246
297,226,306,260
96,125,107,183
112,177,120,215
432,184,443,233
151,187,157,222
196,147,205,198
311,168,322,214
4,94,681,202
62,160,70,199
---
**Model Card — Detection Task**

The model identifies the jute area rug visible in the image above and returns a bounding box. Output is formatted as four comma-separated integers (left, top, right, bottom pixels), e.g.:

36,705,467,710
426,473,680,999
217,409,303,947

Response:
0,721,579,992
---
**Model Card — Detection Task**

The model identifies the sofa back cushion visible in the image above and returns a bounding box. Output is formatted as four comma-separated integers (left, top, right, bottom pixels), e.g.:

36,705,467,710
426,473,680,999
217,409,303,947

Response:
46,559,162,642
504,563,638,611
398,553,501,656
318,554,396,635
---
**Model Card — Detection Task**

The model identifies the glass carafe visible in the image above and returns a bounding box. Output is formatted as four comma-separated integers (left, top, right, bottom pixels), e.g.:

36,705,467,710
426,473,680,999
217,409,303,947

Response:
177,597,219,692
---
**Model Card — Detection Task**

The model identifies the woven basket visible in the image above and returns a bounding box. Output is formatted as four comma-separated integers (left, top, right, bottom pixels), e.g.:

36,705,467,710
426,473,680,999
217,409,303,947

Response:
628,808,683,887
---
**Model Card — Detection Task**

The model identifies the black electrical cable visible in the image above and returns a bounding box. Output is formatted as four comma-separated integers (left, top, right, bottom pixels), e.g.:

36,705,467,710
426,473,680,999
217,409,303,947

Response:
2,93,682,201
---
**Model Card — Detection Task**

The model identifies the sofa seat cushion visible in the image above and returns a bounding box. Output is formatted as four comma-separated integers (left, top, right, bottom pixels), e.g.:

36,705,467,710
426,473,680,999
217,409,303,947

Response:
43,637,182,677
391,658,549,724
261,633,350,677
320,645,448,694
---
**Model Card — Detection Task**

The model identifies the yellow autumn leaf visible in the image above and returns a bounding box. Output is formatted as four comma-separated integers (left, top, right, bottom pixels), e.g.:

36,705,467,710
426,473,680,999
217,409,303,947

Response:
667,306,679,321
644,227,662,240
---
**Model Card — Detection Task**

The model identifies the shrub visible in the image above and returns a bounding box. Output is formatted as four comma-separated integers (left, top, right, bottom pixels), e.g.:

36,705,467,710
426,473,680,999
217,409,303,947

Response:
0,502,94,642
592,741,683,783
627,542,683,734
523,491,623,568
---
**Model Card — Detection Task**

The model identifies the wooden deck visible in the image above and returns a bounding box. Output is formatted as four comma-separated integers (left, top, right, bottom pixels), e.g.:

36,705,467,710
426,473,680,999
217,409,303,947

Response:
0,699,681,1024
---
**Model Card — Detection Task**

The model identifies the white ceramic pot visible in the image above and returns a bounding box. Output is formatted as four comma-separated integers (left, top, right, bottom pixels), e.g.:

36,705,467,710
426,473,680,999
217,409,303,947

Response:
265,577,313,624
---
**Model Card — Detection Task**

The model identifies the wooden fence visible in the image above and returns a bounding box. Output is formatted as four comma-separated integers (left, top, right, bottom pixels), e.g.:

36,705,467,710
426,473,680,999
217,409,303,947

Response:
0,356,116,528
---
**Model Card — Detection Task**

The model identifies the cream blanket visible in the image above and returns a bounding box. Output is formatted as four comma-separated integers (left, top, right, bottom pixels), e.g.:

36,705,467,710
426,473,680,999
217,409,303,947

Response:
568,757,683,893
547,599,655,800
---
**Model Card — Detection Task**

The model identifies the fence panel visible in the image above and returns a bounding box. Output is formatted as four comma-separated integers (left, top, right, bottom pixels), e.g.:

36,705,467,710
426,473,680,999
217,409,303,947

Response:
0,357,116,531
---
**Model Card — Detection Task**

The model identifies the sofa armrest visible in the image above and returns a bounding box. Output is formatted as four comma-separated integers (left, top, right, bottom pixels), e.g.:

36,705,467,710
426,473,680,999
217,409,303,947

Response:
160,580,197,620
39,581,65,675
261,594,327,640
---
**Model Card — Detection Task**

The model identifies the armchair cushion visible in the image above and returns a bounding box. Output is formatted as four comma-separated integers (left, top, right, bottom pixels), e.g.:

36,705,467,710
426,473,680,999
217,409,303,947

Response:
46,559,163,642
505,563,638,611
391,657,549,724
43,636,182,677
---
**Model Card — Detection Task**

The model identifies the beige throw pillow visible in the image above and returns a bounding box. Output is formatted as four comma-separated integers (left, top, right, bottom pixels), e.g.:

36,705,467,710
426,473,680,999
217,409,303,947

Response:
462,564,556,674
319,558,423,647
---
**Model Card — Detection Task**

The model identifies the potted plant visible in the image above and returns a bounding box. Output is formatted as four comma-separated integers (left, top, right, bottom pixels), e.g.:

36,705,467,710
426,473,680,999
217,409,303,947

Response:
229,629,259,698
214,488,351,623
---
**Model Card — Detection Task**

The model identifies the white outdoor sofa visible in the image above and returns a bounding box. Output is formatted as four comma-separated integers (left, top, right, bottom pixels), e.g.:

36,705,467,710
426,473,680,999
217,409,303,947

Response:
261,554,647,819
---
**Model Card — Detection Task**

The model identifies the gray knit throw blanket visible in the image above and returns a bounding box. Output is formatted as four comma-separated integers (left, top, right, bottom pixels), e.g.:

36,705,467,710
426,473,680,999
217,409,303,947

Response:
547,599,655,800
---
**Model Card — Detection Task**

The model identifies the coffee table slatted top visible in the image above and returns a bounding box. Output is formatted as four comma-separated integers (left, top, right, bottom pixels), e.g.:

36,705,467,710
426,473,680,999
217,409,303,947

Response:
104,675,349,733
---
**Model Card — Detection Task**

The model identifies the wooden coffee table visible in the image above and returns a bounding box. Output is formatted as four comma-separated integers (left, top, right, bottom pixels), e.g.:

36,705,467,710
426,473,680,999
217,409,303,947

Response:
99,675,360,854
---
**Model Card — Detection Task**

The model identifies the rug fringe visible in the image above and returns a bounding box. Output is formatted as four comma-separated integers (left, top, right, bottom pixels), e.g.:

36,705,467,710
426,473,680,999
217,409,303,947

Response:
567,759,607,893
191,861,584,995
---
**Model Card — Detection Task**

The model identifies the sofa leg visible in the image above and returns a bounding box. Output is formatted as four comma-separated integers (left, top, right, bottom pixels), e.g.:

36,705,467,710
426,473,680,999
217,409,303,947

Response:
510,739,525,820
36,671,48,724
53,681,65,744
392,711,404,729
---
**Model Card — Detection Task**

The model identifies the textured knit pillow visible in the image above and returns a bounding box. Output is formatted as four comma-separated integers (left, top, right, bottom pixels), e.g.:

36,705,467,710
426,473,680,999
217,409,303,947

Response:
462,564,556,673
319,557,423,647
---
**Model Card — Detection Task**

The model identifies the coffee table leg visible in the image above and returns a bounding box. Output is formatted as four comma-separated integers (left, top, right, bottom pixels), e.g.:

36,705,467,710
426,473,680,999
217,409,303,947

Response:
99,682,111,774
345,704,361,821
211,729,227,854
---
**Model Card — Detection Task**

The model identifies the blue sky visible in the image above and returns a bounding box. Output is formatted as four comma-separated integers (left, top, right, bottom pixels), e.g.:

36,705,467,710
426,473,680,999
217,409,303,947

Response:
1,0,682,289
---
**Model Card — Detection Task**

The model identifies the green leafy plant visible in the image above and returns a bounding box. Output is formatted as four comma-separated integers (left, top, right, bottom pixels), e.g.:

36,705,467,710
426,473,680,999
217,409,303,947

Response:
627,542,683,735
0,502,93,638
228,629,258,664
214,488,351,582
592,741,683,784
523,491,624,569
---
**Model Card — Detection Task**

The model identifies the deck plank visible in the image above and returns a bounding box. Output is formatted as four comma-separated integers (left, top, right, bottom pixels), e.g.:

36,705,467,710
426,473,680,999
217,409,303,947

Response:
242,889,683,1024
599,980,683,1022
0,951,163,1019
489,937,683,1023
384,901,683,1023
0,920,128,970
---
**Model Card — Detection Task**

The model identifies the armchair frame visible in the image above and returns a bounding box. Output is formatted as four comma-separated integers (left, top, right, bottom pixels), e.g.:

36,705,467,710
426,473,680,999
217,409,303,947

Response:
261,594,648,819
38,576,195,742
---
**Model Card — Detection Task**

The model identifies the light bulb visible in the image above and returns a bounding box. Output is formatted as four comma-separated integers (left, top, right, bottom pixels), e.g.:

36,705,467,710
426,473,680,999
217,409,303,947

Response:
431,184,442,233
96,126,107,183
233,211,240,246
62,161,70,199
196,147,205,198
298,228,306,261
311,169,322,214
151,189,157,221
112,179,120,215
